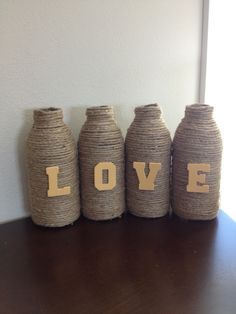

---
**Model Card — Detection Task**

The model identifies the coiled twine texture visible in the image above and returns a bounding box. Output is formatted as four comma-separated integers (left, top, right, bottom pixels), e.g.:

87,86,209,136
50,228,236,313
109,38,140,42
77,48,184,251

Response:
172,104,222,220
78,105,125,220
125,104,172,218
26,108,80,227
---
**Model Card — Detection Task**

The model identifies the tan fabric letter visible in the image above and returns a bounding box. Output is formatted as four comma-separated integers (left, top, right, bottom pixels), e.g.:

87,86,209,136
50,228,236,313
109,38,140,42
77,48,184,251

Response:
133,162,162,190
94,162,116,191
187,163,210,193
46,166,71,197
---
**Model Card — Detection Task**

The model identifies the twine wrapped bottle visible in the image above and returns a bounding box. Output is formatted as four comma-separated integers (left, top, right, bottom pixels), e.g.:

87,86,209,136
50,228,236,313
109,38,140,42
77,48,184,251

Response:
78,105,125,220
125,104,172,218
172,104,222,220
26,108,80,227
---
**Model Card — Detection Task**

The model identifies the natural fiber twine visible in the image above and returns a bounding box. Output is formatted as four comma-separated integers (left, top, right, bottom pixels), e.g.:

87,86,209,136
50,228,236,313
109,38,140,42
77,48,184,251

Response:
125,104,172,218
26,108,80,227
78,105,125,220
172,104,222,220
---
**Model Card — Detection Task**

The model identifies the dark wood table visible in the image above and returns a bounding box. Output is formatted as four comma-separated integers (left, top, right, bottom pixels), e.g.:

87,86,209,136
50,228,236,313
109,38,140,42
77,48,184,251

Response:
1,211,236,314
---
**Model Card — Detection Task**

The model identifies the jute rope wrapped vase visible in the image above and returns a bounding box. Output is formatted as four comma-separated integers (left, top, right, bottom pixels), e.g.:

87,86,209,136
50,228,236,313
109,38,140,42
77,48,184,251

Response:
26,108,80,227
172,104,222,220
125,104,172,218
78,105,125,220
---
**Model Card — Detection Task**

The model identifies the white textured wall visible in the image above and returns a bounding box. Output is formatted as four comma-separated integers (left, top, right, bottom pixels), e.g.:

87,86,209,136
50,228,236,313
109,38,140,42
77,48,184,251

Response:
0,0,203,223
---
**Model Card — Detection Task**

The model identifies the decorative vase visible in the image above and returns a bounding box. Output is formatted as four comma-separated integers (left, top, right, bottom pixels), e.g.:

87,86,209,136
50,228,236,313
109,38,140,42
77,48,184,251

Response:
172,104,222,220
78,105,125,220
125,104,172,217
26,107,80,227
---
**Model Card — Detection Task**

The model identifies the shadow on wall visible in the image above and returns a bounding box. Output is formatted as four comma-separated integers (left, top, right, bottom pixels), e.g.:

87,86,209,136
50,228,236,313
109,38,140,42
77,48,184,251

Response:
17,109,34,217
113,104,135,138
69,106,87,141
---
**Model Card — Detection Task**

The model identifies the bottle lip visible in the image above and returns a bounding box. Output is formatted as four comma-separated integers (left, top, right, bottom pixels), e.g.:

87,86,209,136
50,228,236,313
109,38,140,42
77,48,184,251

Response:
135,103,161,116
185,103,213,113
34,107,62,116
86,105,114,116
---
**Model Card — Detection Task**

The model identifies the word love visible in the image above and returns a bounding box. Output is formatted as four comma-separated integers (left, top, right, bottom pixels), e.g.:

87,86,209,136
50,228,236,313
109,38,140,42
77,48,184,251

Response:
46,162,210,197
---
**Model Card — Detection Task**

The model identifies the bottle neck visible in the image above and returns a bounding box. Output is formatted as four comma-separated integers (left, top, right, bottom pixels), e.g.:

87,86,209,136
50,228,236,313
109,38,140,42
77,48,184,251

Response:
33,107,64,128
134,104,162,120
86,105,115,122
185,104,213,121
